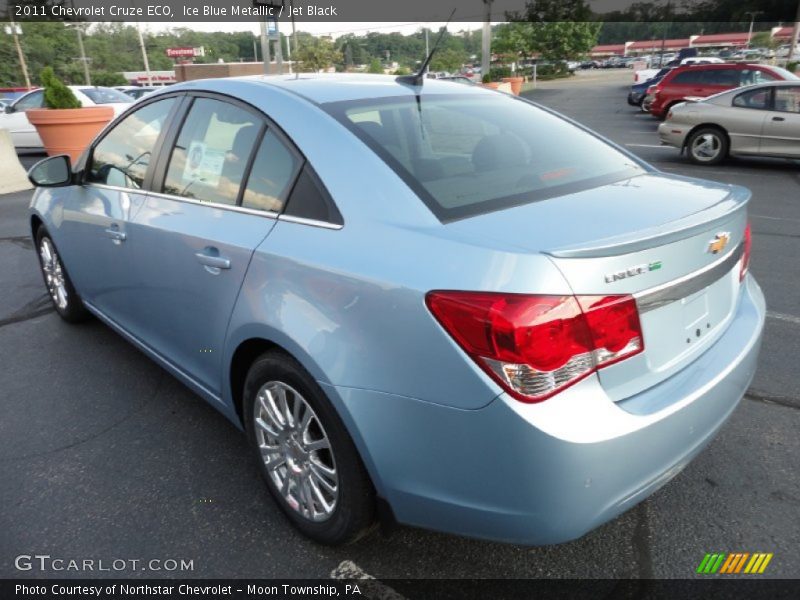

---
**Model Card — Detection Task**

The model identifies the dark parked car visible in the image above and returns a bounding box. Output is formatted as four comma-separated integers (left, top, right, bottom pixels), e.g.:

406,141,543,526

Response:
627,68,672,106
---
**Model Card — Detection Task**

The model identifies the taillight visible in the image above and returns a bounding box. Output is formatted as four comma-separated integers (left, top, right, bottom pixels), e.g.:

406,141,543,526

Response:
426,291,644,403
666,110,673,121
739,222,752,281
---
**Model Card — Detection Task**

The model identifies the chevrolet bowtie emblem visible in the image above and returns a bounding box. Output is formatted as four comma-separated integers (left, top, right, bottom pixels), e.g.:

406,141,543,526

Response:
707,232,731,254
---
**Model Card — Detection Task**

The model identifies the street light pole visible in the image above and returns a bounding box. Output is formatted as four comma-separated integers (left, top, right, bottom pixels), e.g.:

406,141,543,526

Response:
788,1,800,65
659,0,671,67
6,18,31,90
745,11,763,49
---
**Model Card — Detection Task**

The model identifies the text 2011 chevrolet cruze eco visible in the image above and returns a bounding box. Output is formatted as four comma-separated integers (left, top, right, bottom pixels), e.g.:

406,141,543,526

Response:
28,74,765,545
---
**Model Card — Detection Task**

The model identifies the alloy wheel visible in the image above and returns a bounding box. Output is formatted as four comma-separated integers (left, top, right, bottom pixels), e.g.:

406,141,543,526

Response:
690,133,722,162
39,237,68,310
252,381,339,522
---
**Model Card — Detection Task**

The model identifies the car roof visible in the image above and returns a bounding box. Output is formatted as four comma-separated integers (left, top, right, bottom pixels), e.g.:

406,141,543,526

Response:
172,73,489,105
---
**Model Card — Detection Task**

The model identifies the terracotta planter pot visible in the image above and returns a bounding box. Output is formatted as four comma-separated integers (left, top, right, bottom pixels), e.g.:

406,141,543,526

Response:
482,82,501,90
502,76,524,96
27,106,115,163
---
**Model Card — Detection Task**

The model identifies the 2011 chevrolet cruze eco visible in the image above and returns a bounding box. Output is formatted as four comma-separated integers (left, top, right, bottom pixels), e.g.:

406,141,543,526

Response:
28,74,765,545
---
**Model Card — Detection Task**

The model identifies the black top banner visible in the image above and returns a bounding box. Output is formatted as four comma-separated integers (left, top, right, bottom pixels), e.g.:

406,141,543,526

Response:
1,0,797,23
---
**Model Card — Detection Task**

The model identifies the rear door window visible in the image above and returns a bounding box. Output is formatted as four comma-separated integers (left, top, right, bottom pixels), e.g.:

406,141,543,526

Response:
670,71,702,85
241,130,301,213
14,90,44,111
162,98,261,206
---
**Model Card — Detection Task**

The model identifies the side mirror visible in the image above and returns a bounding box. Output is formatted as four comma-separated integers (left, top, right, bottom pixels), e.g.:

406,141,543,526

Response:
4,104,13,114
28,155,72,187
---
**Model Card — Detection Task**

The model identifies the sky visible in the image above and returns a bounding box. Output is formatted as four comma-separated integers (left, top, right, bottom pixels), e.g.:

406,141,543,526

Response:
136,21,487,39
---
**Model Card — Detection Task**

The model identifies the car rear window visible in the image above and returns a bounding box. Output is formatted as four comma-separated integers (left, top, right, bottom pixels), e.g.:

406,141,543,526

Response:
324,93,643,222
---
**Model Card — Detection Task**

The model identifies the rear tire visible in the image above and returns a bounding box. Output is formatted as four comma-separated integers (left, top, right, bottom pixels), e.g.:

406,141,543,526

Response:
686,127,728,166
243,351,375,545
34,227,90,323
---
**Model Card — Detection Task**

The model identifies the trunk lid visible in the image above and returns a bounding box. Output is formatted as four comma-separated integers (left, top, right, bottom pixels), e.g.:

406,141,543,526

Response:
448,172,750,402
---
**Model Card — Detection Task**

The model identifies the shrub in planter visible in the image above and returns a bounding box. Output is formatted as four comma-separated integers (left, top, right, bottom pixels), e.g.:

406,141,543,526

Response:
41,67,81,109
27,67,115,163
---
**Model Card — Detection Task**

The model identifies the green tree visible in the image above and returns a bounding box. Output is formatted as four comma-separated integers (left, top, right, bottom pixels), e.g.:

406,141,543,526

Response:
294,37,341,73
506,0,601,62
92,71,128,86
367,58,384,74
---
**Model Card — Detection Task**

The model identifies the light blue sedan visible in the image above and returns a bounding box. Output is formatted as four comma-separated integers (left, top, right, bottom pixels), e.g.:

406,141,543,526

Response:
28,74,765,546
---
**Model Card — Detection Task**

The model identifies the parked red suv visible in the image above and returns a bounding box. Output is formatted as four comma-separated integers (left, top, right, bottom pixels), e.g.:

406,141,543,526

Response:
649,63,796,119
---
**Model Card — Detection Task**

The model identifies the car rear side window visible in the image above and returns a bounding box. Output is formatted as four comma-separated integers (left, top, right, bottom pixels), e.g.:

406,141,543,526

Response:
741,69,778,86
733,88,771,110
163,98,261,206
283,166,343,226
241,130,300,213
324,93,643,222
87,97,177,189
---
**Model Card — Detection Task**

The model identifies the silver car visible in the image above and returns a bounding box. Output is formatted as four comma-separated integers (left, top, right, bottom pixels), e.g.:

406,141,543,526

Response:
658,81,800,164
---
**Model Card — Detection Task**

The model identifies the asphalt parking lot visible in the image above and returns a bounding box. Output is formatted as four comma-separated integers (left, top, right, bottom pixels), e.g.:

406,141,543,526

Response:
1,69,798,582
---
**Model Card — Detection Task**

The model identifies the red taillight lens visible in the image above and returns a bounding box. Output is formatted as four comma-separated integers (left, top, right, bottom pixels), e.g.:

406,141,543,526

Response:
739,222,752,281
426,291,644,403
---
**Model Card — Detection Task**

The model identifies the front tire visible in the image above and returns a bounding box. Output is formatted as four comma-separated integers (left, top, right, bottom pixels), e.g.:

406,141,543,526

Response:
686,127,728,166
243,351,375,545
35,228,90,323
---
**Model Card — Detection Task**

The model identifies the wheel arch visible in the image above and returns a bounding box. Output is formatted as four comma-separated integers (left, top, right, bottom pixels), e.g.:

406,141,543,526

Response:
226,331,389,500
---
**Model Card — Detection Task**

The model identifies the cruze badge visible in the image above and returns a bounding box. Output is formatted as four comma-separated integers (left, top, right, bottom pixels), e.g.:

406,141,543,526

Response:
605,261,662,284
707,232,731,254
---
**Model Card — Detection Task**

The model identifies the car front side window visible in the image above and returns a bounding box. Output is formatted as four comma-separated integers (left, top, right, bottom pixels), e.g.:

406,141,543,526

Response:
774,87,800,113
162,97,261,206
86,97,177,189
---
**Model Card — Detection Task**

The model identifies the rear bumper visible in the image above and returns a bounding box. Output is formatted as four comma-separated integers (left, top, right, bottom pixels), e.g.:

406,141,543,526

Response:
328,276,765,545
657,121,688,149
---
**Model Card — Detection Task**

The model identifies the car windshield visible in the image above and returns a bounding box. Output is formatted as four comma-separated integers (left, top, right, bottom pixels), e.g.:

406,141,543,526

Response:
324,93,644,221
79,87,133,104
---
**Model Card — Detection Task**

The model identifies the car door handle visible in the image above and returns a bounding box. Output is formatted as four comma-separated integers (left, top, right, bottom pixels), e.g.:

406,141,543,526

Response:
104,227,127,242
195,250,231,270
772,116,785,122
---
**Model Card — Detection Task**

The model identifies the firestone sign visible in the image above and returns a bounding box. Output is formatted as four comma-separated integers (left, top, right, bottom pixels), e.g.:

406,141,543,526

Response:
166,47,205,58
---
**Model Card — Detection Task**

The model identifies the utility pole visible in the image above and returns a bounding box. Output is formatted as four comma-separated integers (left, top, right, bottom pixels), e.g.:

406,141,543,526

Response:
274,19,284,74
6,18,31,90
291,0,298,72
135,22,152,86
745,11,763,48
789,1,800,65
75,25,91,86
253,37,259,62
260,18,271,74
659,0,671,67
481,0,492,81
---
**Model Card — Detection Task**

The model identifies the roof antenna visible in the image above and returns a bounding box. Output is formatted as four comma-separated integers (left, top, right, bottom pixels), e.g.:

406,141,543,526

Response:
397,9,457,87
